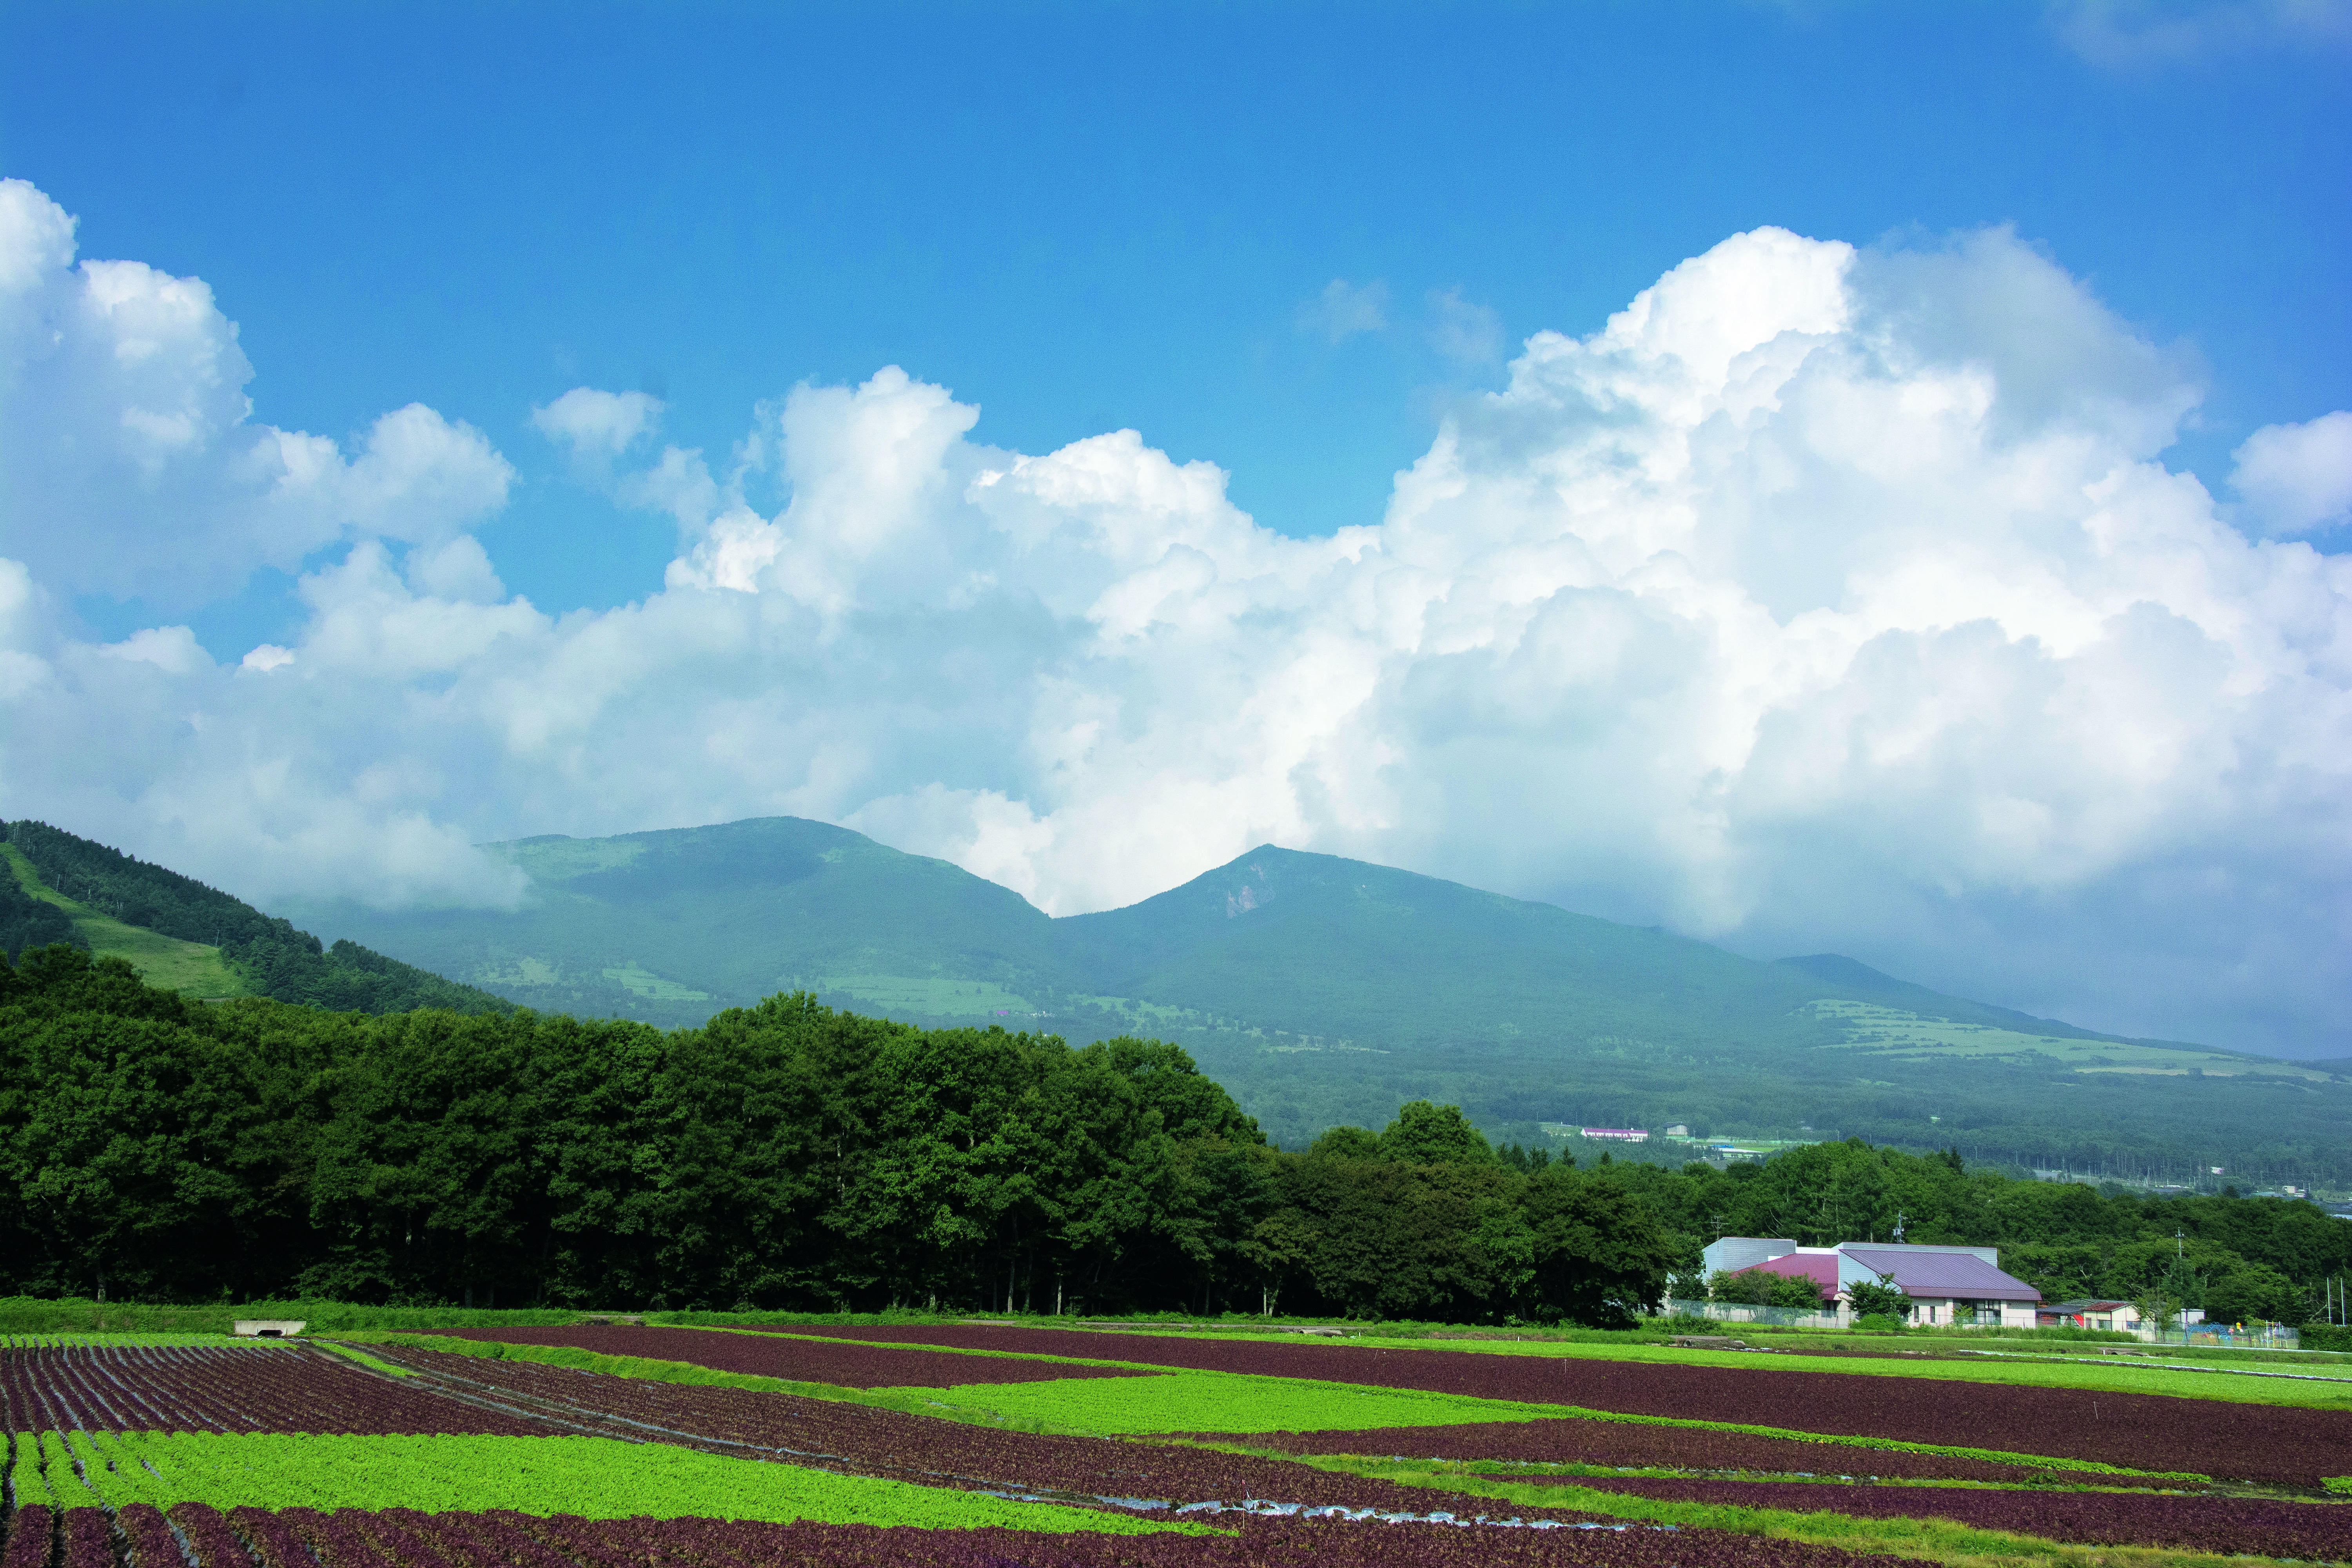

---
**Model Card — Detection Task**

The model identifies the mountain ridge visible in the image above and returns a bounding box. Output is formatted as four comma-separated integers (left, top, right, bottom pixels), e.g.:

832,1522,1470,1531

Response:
285,814,2347,1174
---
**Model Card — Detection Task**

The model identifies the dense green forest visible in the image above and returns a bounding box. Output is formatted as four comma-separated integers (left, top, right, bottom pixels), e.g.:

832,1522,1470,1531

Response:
3,944,2344,1328
0,853,77,959
4,820,510,1015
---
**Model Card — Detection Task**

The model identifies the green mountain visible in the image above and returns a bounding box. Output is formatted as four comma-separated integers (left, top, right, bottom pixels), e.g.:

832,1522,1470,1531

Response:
301,816,1065,1026
2,821,510,1016
296,816,2352,1179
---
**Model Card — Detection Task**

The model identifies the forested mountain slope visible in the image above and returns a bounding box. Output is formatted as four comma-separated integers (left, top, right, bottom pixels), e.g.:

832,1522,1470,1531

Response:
299,816,2352,1180
3,821,509,1015
303,817,1065,1027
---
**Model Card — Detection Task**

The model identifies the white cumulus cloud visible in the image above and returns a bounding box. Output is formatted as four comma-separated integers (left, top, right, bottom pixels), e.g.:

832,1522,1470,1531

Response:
0,178,510,606
1,178,2347,1056
2230,411,2352,536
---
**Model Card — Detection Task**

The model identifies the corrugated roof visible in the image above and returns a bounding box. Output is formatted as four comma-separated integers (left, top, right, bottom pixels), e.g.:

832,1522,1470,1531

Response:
1843,1246,2042,1303
1753,1254,1839,1289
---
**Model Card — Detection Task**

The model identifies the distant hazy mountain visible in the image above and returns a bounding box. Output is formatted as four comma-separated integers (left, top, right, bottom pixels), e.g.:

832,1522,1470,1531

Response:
296,816,2350,1174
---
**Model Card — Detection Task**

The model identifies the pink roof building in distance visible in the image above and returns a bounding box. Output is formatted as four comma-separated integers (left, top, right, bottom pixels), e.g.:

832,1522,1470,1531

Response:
1701,1236,2044,1329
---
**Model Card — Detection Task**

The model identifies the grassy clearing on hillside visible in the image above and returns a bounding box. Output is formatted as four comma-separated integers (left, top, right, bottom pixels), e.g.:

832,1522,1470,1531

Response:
1,844,245,996
1806,999,2332,1083
11,1429,1192,1532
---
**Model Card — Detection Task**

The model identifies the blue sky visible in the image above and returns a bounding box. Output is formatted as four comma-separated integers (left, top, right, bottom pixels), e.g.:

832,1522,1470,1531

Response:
2,2,2349,1054
10,2,2346,644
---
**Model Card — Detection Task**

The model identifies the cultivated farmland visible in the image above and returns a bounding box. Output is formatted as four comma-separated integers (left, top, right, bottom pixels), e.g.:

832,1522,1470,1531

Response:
3,1323,2348,1568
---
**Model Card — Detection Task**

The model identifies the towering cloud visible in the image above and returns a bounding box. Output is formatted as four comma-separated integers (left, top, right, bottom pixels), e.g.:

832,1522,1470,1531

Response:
2,179,2345,1053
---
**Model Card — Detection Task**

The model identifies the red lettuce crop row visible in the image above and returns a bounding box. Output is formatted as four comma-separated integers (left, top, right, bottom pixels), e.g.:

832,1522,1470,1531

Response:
1,1506,50,1568
35,1503,1934,1568
431,1325,1156,1390
1552,1476,2352,1559
1223,1418,2125,1485
750,1323,2352,1488
57,1509,108,1568
114,1503,184,1568
174,1499,258,1568
0,1345,554,1437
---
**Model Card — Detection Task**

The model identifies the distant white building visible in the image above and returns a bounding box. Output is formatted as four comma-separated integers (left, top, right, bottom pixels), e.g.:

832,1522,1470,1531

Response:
1581,1127,1649,1142
1700,1237,2043,1329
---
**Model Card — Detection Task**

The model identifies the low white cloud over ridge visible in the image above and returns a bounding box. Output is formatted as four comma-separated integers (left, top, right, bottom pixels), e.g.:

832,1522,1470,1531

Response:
1,178,2346,1053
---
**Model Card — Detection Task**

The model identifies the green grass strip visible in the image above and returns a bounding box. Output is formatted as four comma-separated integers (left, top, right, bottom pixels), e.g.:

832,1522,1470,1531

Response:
29,1430,1199,1533
310,1341,410,1377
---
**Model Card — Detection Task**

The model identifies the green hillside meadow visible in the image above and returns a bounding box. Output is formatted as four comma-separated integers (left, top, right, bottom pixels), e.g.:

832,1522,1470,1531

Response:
285,817,2351,1181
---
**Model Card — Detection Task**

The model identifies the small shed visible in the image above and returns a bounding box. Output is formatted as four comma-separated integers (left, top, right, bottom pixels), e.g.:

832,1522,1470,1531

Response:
231,1319,306,1338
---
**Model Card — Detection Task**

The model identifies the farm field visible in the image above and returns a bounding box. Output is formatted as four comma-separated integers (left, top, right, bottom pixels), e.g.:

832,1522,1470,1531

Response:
2,1326,2348,1568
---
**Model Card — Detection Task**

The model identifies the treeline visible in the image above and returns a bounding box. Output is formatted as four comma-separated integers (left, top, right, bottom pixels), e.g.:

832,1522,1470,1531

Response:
0,947,1674,1322
4,821,509,1015
3,942,2343,1327
0,858,77,959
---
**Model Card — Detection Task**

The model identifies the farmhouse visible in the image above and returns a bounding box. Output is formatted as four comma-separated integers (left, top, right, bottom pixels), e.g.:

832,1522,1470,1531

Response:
1704,1236,2043,1328
2039,1298,2206,1333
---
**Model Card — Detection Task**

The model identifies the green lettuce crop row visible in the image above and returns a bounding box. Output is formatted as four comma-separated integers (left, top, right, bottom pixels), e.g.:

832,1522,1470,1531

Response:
914,1371,1563,1436
7,1428,1197,1535
0,1333,268,1350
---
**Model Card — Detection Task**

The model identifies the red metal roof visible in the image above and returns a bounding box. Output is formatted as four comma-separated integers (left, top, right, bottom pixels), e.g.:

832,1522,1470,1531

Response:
1750,1253,1839,1290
